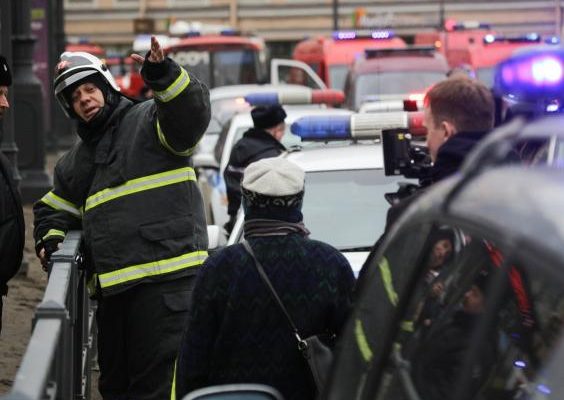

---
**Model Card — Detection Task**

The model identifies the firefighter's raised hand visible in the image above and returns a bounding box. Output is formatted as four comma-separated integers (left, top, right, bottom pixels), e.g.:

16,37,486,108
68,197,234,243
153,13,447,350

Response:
131,35,165,64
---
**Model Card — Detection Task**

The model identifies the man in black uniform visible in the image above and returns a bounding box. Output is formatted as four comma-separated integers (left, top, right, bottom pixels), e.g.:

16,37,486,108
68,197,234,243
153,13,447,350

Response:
33,37,210,399
223,104,287,233
0,55,25,336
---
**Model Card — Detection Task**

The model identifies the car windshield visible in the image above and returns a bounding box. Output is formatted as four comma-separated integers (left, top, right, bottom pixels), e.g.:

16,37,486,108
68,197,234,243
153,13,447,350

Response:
302,169,403,250
355,71,446,108
329,64,350,90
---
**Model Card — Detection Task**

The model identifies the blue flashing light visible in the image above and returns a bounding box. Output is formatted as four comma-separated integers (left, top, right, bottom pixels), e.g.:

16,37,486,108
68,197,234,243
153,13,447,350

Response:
244,93,279,106
184,31,201,37
291,116,351,140
546,36,560,45
537,384,552,395
494,47,564,100
371,30,393,39
526,32,540,41
333,31,356,40
513,360,526,368
484,34,495,44
546,101,560,112
220,29,238,36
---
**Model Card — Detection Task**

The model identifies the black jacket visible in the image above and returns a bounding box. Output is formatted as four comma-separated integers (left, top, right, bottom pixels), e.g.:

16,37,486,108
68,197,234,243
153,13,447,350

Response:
0,152,25,295
224,128,286,217
357,131,490,284
34,57,211,296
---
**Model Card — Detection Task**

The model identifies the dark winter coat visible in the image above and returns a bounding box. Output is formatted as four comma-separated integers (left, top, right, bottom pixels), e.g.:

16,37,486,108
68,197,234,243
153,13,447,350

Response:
224,128,286,217
33,57,211,296
175,234,355,400
357,131,490,284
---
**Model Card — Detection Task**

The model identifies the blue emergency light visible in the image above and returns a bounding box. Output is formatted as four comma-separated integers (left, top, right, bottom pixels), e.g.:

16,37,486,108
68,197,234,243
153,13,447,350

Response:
332,30,394,41
493,47,564,99
244,93,279,105
291,112,426,141
244,90,345,106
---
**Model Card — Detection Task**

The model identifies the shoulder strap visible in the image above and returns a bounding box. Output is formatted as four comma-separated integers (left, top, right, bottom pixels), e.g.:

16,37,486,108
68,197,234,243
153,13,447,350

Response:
242,240,303,342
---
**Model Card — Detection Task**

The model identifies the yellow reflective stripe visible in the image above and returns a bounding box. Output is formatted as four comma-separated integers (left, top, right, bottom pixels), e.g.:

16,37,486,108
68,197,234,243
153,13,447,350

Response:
170,359,177,400
355,319,373,363
401,320,414,332
85,167,196,211
42,229,66,241
378,257,398,306
98,250,208,289
153,67,190,103
40,191,82,217
157,120,197,156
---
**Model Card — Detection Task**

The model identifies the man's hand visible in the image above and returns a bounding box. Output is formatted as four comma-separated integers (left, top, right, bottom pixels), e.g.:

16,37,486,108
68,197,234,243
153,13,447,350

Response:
37,240,62,272
131,35,165,65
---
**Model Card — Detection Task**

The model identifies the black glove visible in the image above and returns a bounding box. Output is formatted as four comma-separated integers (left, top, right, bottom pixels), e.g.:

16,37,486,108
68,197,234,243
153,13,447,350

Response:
223,216,237,235
36,238,63,272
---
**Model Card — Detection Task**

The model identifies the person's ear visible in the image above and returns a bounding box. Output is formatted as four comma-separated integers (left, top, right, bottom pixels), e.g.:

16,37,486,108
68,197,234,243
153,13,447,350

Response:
441,120,457,140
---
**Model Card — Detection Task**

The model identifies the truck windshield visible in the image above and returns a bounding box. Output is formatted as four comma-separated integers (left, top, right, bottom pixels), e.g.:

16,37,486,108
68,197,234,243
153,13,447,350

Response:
169,48,260,88
329,64,350,90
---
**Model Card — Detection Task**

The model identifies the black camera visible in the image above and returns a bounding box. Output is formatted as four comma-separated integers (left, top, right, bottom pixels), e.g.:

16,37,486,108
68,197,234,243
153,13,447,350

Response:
382,128,432,182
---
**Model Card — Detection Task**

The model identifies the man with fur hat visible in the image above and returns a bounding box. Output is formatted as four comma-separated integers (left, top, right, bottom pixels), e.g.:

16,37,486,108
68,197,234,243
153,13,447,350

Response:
33,37,211,399
0,55,25,335
223,104,287,233
175,157,355,400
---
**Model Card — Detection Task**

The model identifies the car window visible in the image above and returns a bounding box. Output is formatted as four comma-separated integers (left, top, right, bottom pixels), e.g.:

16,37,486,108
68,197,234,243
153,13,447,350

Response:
355,71,446,108
359,225,564,400
328,64,350,91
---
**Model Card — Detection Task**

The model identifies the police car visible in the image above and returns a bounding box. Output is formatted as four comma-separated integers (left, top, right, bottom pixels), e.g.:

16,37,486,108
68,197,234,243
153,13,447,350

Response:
194,46,564,400
201,89,350,227
224,113,420,276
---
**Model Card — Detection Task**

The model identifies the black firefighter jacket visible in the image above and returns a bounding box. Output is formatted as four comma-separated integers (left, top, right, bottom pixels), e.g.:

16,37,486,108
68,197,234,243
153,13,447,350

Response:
224,128,286,217
33,58,211,297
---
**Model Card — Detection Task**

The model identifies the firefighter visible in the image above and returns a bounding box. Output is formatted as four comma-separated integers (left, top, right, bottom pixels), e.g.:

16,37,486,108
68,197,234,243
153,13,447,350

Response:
33,36,210,399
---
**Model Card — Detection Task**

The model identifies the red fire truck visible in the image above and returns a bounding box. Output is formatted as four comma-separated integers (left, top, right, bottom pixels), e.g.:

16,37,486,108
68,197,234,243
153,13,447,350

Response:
292,30,406,90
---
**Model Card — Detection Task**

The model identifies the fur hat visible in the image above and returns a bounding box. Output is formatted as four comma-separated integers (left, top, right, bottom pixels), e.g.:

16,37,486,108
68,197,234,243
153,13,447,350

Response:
0,55,12,87
251,105,287,129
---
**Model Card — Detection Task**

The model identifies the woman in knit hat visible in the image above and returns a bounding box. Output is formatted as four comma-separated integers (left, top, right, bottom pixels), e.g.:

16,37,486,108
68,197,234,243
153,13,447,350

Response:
175,157,355,400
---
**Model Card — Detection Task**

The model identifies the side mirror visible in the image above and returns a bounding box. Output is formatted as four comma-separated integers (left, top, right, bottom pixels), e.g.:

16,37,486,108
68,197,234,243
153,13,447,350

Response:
183,384,284,400
207,225,227,251
194,153,220,170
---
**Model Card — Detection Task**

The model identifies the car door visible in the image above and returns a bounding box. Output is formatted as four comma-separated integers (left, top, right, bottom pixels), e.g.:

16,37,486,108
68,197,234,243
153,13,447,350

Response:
326,218,564,400
270,59,327,89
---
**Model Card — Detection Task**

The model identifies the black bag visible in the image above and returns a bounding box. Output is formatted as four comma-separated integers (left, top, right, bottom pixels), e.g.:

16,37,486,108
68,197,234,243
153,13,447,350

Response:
242,241,333,395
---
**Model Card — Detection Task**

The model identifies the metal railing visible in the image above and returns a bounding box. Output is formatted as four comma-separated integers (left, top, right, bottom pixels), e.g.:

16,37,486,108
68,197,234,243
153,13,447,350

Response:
1,231,96,400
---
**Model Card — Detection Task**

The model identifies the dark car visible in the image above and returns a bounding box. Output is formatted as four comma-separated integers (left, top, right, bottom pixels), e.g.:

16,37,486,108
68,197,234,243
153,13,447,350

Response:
325,114,564,400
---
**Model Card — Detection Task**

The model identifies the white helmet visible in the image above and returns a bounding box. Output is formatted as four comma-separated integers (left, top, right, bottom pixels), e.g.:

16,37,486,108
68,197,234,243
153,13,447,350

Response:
54,51,120,117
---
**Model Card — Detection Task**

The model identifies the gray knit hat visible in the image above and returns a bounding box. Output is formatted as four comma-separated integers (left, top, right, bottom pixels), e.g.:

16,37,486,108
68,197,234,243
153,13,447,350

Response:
242,157,304,196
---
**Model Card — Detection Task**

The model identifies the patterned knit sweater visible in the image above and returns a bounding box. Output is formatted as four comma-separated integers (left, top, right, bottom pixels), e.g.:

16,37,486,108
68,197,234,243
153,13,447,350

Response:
175,234,355,400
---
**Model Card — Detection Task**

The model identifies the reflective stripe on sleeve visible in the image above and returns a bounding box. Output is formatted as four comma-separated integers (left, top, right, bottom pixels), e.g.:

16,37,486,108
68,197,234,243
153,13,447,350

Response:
355,319,374,363
98,250,208,289
153,67,190,103
170,359,177,400
378,257,398,306
85,167,196,211
157,120,197,156
42,229,66,242
40,191,82,218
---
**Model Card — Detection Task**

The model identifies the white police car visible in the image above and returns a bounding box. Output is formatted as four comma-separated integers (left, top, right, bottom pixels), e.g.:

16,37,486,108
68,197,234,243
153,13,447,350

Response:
201,89,350,227
225,113,420,276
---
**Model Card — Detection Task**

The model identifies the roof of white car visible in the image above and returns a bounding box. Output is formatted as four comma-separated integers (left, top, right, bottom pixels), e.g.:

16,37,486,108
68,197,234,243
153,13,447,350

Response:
285,142,384,172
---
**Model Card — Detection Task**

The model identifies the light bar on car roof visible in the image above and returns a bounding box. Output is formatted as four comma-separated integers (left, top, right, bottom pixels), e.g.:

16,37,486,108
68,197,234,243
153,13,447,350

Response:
244,89,345,106
290,112,426,141
493,47,564,99
483,33,541,45
332,30,394,41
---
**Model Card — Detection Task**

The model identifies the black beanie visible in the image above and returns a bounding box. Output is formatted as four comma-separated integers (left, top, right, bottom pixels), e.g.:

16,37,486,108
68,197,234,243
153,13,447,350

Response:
251,105,287,129
0,55,12,87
